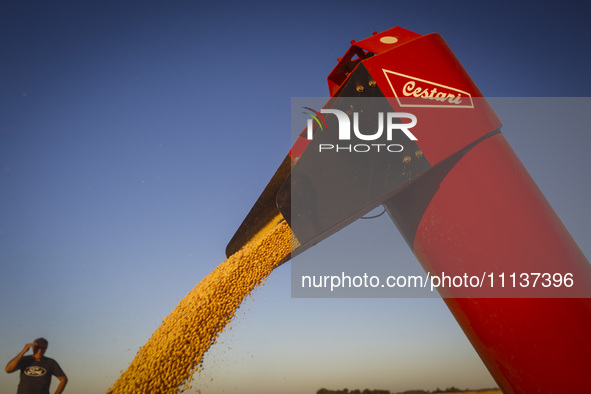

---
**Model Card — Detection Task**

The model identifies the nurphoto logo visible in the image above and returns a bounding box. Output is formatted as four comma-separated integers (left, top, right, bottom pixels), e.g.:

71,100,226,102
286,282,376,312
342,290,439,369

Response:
303,107,418,153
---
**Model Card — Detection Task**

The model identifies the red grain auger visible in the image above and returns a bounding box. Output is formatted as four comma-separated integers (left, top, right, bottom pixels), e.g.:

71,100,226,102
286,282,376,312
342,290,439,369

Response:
227,27,591,393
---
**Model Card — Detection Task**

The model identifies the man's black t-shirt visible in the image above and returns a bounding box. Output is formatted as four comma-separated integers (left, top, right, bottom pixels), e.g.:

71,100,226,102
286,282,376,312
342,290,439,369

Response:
16,356,65,394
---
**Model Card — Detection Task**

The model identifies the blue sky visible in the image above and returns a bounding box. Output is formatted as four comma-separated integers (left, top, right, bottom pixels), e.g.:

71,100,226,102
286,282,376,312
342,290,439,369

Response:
1,1,590,393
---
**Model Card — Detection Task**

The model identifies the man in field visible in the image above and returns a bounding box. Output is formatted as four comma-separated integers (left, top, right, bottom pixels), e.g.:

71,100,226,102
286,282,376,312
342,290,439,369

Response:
5,338,68,394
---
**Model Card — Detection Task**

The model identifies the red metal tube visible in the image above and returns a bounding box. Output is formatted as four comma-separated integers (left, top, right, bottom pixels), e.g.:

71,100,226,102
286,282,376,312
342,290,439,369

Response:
387,132,591,392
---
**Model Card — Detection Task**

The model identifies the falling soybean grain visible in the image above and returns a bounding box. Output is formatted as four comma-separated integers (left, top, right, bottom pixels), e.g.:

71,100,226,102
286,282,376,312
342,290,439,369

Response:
107,219,295,394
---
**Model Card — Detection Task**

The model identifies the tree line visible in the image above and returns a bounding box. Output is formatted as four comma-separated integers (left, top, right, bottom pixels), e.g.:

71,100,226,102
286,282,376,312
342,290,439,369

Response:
317,388,499,394
317,389,391,394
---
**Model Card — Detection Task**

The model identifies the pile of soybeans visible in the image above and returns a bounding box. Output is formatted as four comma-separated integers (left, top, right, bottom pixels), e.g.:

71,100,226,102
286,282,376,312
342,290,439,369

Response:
107,217,295,394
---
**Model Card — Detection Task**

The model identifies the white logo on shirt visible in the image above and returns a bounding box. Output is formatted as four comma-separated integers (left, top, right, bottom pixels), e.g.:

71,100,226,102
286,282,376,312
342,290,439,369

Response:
24,366,47,376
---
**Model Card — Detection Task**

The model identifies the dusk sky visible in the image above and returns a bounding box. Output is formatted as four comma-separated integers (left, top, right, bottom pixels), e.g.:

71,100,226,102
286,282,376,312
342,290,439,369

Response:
1,1,590,393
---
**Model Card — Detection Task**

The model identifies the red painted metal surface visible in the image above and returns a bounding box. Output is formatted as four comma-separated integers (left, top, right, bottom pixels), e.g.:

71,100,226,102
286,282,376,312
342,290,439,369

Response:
326,27,591,392
411,134,591,392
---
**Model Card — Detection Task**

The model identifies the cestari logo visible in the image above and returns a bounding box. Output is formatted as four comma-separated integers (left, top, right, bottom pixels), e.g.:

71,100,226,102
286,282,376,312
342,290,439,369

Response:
383,69,474,108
